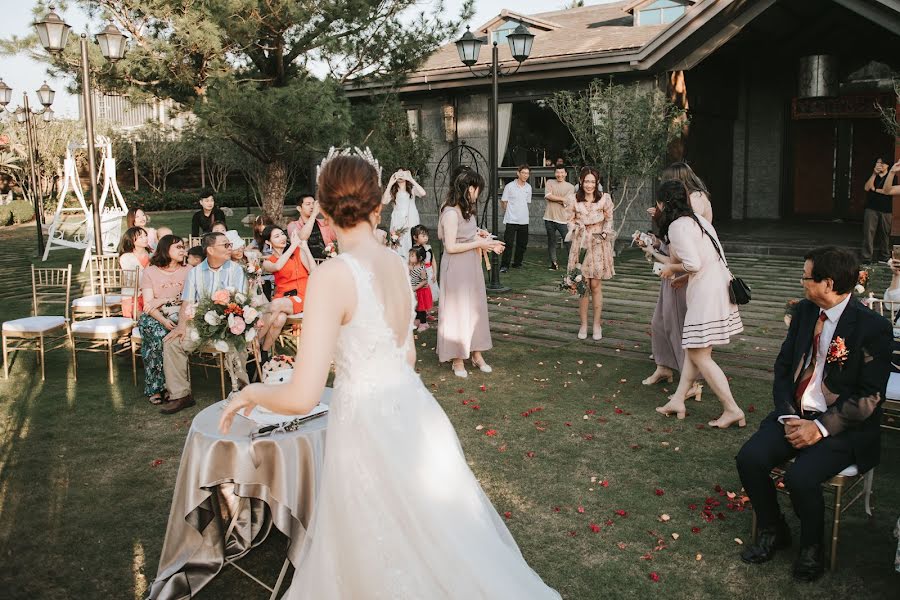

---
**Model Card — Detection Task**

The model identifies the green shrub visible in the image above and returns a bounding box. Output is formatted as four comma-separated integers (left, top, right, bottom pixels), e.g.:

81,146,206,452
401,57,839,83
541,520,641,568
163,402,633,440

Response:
0,206,11,226
7,200,34,224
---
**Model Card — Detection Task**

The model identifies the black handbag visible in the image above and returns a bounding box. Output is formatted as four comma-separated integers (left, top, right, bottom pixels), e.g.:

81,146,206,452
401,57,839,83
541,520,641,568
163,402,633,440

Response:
695,218,751,305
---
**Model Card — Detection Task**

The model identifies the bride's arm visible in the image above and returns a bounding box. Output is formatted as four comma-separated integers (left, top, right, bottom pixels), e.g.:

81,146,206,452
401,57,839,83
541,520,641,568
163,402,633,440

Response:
220,262,352,432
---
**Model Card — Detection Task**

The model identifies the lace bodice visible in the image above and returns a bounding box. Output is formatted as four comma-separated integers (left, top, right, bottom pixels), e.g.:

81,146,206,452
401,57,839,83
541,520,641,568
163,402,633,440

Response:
332,253,417,410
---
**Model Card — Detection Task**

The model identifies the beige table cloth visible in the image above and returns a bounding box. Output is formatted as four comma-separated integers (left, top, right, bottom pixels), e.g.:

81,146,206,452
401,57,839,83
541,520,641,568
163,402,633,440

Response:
149,391,331,599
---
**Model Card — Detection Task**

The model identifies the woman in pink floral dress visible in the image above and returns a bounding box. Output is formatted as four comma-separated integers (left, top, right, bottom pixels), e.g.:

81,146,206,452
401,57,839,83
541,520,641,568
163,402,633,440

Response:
567,167,615,340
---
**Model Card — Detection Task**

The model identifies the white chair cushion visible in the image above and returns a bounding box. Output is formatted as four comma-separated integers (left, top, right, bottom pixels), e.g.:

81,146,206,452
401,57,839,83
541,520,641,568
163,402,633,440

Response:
72,294,123,308
887,373,900,401
71,317,134,335
3,316,66,334
837,464,859,477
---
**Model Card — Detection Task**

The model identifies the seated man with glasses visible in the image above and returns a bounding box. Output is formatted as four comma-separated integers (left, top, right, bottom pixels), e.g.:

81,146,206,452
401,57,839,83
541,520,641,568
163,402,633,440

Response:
160,232,248,414
736,246,890,582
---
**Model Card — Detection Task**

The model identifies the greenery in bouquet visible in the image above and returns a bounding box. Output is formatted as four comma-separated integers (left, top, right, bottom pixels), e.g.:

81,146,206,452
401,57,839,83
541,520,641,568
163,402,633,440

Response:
559,249,588,297
189,288,262,352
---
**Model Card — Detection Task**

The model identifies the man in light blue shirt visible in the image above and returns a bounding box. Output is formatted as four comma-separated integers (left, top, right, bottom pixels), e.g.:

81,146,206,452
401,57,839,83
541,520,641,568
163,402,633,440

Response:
161,232,248,413
500,164,532,272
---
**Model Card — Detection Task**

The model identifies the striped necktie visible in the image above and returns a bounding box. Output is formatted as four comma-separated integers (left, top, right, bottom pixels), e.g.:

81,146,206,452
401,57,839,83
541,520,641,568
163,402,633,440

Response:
795,311,828,406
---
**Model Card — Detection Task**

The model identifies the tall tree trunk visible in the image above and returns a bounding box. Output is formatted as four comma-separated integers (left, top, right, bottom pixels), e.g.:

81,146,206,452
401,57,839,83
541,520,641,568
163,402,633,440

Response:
260,159,288,224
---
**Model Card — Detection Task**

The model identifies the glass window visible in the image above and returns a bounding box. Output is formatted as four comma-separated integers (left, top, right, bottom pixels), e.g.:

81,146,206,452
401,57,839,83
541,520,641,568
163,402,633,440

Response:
491,20,520,45
639,1,686,26
645,0,681,8
662,6,686,21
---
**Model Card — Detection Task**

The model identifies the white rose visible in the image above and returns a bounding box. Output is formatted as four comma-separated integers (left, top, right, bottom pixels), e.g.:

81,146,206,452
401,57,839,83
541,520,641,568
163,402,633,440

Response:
243,306,259,324
204,310,221,326
189,328,200,341
227,313,236,328
574,275,583,282
214,340,230,352
235,292,247,304
226,286,236,294
854,284,864,294
245,327,257,342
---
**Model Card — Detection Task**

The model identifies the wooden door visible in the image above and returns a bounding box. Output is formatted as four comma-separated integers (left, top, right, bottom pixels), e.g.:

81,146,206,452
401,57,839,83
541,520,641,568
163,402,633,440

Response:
792,119,836,216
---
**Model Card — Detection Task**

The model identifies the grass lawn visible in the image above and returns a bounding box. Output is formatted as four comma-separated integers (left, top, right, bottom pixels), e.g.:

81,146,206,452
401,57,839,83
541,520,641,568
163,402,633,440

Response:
0,212,897,599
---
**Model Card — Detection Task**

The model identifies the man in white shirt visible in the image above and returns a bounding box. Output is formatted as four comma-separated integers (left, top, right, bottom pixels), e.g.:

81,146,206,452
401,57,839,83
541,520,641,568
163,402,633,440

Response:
736,246,890,582
499,165,532,272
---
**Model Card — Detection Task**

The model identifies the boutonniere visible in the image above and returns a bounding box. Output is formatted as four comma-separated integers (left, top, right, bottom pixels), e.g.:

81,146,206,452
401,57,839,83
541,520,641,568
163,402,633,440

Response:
826,336,849,366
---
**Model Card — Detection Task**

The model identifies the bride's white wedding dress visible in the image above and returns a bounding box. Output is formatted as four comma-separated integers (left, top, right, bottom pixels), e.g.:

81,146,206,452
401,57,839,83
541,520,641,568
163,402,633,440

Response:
285,252,560,599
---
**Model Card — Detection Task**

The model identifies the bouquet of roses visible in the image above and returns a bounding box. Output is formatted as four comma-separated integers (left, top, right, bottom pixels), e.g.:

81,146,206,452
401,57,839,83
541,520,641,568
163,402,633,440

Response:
190,288,261,353
242,255,264,292
854,267,872,295
323,240,339,259
559,249,588,297
387,226,409,250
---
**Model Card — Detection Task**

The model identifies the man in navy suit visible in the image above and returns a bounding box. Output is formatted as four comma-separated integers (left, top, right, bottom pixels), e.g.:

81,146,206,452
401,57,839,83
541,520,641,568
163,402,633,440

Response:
736,246,890,581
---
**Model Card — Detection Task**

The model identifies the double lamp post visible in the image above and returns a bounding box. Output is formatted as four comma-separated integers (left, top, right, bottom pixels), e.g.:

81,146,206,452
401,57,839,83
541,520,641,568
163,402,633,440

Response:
455,24,534,292
0,79,55,255
0,5,128,257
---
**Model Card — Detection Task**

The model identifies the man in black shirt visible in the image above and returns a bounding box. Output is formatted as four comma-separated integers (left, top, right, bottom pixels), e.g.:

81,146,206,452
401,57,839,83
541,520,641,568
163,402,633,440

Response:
191,189,227,237
861,157,892,264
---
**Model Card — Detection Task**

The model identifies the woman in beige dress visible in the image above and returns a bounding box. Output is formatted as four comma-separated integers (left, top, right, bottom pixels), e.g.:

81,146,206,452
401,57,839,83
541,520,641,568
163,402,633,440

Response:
567,167,615,341
654,180,745,429
437,168,506,378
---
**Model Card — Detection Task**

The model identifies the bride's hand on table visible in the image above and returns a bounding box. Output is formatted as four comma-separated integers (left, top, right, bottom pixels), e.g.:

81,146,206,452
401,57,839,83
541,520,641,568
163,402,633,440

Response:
219,384,260,434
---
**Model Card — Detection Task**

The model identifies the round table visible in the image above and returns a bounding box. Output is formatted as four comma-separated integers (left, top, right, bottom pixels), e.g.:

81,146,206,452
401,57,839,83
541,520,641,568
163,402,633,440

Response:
149,390,330,599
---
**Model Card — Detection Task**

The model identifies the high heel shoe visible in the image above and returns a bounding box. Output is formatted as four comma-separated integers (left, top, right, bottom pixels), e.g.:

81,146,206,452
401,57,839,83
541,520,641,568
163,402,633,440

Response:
655,403,686,420
577,326,588,340
686,382,703,402
642,371,674,386
452,363,468,378
471,359,492,373
592,326,603,341
708,412,746,429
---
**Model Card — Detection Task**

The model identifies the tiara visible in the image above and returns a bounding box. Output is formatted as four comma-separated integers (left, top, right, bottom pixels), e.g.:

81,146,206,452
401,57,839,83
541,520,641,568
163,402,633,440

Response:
316,146,382,186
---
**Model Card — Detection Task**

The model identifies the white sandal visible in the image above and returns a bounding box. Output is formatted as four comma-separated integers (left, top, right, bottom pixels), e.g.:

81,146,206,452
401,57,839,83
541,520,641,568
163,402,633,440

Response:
592,326,603,341
472,359,492,373
452,362,468,378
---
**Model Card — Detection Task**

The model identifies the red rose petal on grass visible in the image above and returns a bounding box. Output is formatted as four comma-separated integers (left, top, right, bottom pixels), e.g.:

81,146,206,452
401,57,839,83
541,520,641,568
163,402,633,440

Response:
605,519,615,526
553,506,561,513
615,510,627,517
614,407,624,414
485,429,497,436
589,523,601,533
601,480,609,487
640,552,653,561
479,385,487,392
649,572,660,582
504,511,512,519
150,459,164,468
457,388,465,394
696,424,705,429
585,409,596,415
568,531,577,537
577,505,585,513
688,503,697,510
654,488,665,496
748,404,756,413
691,527,701,534
714,484,723,493
526,451,536,458
583,434,594,441
462,399,471,405
565,422,572,427
717,512,726,520
472,405,480,410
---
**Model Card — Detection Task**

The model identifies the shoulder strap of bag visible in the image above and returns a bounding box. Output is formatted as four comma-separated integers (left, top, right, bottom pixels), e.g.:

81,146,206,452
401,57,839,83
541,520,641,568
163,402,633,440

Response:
692,215,731,272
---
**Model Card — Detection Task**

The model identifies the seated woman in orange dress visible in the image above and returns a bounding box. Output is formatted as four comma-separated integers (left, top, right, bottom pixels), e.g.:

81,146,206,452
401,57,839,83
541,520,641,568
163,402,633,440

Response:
258,225,316,351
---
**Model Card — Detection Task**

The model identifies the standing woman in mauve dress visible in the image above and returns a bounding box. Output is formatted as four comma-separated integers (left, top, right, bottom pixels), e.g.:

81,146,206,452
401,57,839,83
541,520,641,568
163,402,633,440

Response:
567,167,615,341
437,168,506,378
654,180,745,429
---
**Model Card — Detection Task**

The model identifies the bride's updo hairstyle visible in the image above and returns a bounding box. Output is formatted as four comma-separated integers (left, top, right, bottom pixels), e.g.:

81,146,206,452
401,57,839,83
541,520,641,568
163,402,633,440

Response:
316,155,382,228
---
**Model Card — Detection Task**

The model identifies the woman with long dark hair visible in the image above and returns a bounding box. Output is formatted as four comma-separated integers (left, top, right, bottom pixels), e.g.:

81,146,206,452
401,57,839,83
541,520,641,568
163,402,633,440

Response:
437,168,505,377
119,226,151,318
127,207,158,250
139,235,190,404
653,180,745,428
567,167,615,340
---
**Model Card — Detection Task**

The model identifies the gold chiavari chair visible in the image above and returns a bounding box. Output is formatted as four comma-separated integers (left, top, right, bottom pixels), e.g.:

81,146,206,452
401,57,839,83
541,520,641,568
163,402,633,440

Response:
71,255,123,320
2,265,72,381
70,268,139,384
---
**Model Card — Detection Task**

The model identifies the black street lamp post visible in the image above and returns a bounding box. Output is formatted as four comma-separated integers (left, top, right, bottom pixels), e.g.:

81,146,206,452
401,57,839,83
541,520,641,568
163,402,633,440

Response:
455,25,534,293
33,5,128,258
0,78,55,256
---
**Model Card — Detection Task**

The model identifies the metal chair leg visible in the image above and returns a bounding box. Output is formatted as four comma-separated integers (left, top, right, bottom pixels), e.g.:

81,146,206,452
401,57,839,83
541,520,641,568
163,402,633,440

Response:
131,339,137,386
2,334,8,379
107,338,115,384
218,353,226,399
38,335,45,381
830,484,844,571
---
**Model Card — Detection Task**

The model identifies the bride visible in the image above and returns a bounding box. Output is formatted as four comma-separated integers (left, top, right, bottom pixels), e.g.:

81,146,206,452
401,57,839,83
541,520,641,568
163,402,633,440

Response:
220,155,561,599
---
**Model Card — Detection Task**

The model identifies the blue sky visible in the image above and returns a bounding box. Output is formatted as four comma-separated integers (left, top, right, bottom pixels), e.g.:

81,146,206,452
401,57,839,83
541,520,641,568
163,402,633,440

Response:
0,1,617,118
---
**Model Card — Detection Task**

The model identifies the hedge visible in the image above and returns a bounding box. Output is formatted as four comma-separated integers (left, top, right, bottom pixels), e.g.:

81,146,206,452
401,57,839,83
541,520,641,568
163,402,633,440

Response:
0,200,35,226
122,189,258,212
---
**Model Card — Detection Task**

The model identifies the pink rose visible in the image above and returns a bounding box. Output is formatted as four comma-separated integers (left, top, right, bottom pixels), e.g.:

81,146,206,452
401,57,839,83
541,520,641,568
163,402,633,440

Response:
229,316,246,335
212,289,231,305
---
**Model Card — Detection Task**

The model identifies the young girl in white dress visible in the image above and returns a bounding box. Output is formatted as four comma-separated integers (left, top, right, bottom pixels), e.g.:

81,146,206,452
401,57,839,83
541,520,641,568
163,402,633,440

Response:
411,224,439,304
220,155,560,599
382,169,426,256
